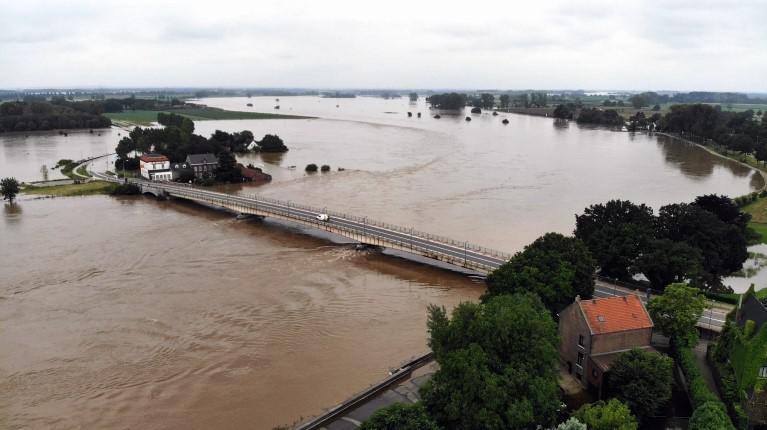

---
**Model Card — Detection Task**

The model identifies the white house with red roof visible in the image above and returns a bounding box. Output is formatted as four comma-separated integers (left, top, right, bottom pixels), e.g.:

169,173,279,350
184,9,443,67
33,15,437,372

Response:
139,153,172,181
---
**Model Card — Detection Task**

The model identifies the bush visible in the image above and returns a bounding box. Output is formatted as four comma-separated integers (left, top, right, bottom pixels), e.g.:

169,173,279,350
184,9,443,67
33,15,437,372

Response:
110,183,140,195
359,403,438,430
689,401,735,430
305,163,318,172
676,346,719,407
320,164,330,172
572,399,638,430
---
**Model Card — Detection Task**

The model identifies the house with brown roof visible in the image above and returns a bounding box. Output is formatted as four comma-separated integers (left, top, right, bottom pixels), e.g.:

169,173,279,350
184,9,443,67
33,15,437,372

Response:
558,294,654,398
139,153,171,181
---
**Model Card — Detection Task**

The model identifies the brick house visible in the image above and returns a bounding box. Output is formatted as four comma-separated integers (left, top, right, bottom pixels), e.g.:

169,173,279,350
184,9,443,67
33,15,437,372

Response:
558,294,654,398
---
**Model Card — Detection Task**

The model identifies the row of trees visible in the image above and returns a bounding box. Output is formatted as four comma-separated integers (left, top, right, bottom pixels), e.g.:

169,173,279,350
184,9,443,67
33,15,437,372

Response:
627,91,767,109
575,196,751,292
0,99,112,133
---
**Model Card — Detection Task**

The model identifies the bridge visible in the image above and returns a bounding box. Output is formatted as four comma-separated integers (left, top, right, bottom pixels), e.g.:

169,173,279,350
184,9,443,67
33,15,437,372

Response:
95,173,512,273
93,172,730,331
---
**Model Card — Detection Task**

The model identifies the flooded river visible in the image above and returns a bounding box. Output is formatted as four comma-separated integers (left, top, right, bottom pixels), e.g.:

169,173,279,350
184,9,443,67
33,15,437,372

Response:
0,96,764,429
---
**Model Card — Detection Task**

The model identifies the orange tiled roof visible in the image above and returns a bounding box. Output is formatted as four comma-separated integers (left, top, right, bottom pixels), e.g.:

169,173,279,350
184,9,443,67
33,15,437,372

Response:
579,294,653,335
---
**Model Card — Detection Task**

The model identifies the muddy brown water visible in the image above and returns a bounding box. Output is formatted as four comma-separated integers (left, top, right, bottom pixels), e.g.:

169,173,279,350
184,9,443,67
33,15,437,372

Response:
0,96,763,429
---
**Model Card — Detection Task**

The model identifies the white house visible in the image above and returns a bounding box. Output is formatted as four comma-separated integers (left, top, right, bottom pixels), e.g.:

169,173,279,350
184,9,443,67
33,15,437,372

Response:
140,153,172,181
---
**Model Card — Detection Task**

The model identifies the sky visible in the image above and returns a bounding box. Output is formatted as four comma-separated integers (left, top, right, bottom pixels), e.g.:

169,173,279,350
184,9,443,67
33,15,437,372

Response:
1,0,766,92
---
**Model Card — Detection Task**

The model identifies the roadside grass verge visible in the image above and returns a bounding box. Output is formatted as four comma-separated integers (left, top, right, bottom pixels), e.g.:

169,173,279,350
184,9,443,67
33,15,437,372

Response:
75,164,91,178
22,181,117,197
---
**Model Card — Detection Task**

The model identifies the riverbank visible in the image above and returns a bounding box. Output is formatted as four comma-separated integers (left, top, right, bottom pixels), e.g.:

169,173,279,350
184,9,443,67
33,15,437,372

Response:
21,181,118,197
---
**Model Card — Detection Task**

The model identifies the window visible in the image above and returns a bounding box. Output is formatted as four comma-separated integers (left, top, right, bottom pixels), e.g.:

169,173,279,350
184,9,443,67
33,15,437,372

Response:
578,335,584,347
577,352,584,366
759,367,767,378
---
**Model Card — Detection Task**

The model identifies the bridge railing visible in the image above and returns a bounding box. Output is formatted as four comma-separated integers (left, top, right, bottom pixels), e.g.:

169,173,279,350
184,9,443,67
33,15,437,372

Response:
126,179,513,263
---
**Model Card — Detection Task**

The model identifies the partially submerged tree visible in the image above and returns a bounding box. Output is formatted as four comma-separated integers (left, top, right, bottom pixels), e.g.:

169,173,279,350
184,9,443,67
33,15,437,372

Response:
1,177,20,204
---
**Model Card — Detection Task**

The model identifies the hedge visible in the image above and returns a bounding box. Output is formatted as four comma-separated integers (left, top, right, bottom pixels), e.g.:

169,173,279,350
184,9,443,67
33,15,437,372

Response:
674,346,736,429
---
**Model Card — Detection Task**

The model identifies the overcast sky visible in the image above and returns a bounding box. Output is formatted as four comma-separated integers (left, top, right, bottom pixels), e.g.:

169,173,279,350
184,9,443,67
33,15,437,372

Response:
1,0,766,91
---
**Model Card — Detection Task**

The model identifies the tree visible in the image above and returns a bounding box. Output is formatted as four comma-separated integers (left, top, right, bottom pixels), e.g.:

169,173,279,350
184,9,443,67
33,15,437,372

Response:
556,417,587,430
1,177,20,204
688,401,735,430
499,94,510,108
755,142,767,165
408,92,418,102
572,399,638,430
647,283,706,347
305,163,318,172
115,137,136,160
258,134,288,152
214,151,242,183
426,93,467,110
693,194,750,231
484,233,595,314
480,93,495,109
553,104,574,120
656,203,748,289
609,349,673,421
574,200,655,280
422,293,560,429
633,239,703,290
359,403,438,430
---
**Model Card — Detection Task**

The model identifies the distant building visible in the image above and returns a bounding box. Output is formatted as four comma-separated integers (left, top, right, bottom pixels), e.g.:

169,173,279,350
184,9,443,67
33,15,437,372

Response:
186,153,218,179
558,294,654,398
139,153,171,181
238,163,272,182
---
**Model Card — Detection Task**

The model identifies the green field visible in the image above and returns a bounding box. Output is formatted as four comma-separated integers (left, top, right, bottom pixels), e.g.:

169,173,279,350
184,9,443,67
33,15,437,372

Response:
105,107,312,126
22,181,117,197
104,110,161,126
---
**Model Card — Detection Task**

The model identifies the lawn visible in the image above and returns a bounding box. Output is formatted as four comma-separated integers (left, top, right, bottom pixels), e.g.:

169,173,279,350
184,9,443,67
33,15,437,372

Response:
22,181,117,197
75,164,91,178
741,198,767,244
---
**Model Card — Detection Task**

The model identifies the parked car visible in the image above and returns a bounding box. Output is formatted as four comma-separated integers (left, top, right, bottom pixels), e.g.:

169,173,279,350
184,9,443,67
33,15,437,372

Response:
316,213,330,222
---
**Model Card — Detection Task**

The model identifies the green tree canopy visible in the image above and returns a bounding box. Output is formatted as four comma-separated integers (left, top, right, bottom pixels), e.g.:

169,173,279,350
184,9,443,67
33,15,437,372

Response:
484,232,595,314
422,293,560,429
426,93,467,110
688,401,736,430
556,417,587,430
258,134,288,152
647,283,706,347
608,349,673,421
1,177,20,204
656,203,748,289
572,399,638,430
574,200,655,280
359,403,438,430
633,239,703,290
499,94,510,108
214,151,242,183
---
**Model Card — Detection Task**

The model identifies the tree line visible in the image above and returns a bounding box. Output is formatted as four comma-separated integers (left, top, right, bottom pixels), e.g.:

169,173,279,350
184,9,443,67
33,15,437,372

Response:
0,99,111,133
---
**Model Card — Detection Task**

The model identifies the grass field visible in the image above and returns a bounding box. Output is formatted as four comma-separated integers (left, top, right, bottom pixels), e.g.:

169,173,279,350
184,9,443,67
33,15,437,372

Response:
105,107,311,126
742,197,767,243
75,164,91,178
22,181,117,197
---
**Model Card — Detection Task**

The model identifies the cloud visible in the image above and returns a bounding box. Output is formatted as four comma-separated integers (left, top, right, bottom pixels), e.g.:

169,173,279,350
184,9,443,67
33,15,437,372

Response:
0,0,765,91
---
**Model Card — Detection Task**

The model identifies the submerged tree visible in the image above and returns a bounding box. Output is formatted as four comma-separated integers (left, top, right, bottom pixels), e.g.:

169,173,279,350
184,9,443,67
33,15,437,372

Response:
1,177,20,204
